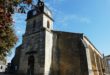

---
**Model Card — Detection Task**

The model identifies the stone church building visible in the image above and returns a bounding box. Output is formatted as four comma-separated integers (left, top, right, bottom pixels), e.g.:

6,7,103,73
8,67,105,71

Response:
11,0,105,75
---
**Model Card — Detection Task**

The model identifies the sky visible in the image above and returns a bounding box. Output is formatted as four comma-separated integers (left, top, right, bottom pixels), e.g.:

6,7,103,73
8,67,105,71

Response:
7,0,110,62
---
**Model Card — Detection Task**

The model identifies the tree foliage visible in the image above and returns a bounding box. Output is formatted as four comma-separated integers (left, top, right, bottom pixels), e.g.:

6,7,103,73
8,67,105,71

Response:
0,0,35,61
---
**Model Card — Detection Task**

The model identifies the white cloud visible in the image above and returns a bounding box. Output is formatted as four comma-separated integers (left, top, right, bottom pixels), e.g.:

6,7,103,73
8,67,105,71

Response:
45,0,91,26
79,17,91,24
56,14,91,25
45,2,91,25
16,29,23,34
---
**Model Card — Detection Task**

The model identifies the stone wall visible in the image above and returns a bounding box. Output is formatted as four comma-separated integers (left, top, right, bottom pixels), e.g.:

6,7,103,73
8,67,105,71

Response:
83,36,104,75
44,30,53,75
104,56,110,75
50,31,88,75
18,30,45,75
0,61,6,72
11,45,22,73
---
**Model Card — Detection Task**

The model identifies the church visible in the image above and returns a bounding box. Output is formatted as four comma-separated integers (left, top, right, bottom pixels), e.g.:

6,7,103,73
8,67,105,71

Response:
11,0,105,75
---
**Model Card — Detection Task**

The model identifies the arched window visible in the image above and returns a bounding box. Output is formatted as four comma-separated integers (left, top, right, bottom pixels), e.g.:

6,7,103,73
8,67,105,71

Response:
27,55,35,75
47,21,50,28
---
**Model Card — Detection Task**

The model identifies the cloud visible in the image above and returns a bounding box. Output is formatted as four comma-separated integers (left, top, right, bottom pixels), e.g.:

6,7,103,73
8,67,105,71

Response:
45,2,91,25
79,17,91,24
16,29,24,35
46,0,65,5
56,14,91,25
56,0,65,2
45,0,91,26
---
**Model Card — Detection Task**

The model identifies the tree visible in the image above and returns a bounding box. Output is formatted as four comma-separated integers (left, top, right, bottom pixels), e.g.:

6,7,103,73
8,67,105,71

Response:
0,0,16,61
0,0,37,61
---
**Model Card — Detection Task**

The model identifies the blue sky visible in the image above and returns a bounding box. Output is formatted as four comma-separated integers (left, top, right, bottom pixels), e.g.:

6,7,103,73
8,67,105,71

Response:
7,0,110,62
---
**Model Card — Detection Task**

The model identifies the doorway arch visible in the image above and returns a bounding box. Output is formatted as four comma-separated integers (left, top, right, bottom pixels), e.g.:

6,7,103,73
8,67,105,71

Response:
27,55,35,75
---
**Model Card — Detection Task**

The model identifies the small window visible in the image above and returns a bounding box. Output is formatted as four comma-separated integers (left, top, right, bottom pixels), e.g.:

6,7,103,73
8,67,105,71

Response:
1,66,3,69
47,21,50,28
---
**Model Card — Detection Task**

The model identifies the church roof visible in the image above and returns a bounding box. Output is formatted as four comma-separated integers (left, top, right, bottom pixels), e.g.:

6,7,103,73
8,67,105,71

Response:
83,36,103,57
52,30,83,39
52,30,103,58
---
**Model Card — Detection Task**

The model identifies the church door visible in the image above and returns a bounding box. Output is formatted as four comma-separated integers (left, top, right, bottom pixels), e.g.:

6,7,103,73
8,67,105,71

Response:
27,55,35,75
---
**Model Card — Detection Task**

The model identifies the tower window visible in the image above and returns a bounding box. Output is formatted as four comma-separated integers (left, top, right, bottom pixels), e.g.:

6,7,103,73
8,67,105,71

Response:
1,66,3,69
47,21,50,28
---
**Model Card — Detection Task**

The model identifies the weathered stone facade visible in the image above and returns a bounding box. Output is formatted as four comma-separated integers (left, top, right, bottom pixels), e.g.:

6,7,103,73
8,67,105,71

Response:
0,61,7,72
82,37,105,75
11,0,105,75
16,1,53,75
104,55,110,75
50,32,88,75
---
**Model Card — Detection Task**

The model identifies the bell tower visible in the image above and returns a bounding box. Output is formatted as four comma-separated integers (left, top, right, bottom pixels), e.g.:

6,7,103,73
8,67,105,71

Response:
19,0,54,75
25,0,53,35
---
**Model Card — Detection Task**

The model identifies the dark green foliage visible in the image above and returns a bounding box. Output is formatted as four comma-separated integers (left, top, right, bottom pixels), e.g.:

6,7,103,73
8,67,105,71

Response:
0,0,36,61
0,0,17,61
